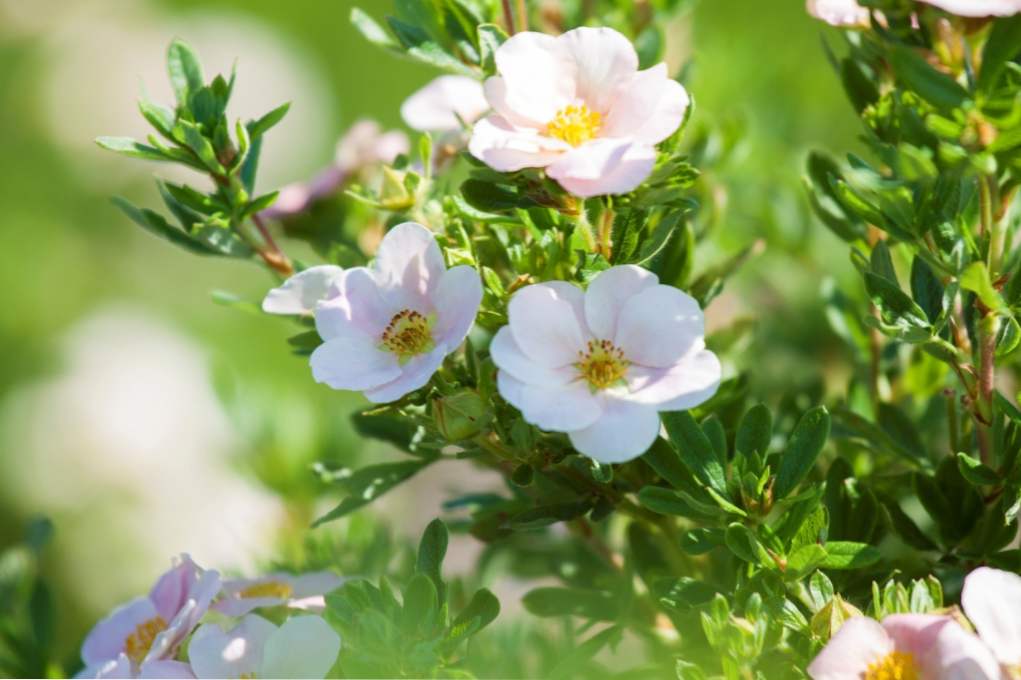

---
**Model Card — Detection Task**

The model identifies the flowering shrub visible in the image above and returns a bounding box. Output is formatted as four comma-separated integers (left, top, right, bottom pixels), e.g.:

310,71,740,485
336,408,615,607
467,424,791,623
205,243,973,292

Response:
2,0,1018,678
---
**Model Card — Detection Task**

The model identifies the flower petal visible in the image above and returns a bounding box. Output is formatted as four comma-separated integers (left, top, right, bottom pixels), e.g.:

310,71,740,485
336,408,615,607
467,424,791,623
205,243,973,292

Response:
309,336,401,391
628,348,722,410
259,616,341,680
807,616,890,680
602,64,689,145
917,0,1021,17
431,265,483,350
566,397,661,463
961,566,1021,667
497,371,600,432
508,281,587,367
290,571,345,599
372,222,446,296
76,655,133,679
81,597,158,666
558,27,638,113
468,115,568,172
188,616,276,680
146,569,221,664
806,0,871,25
882,614,953,663
614,284,704,367
491,31,574,124
584,265,659,340
262,266,345,316
489,327,574,388
315,267,394,340
401,75,489,132
546,139,656,197
139,661,196,679
362,345,447,403
932,618,1002,680
148,554,200,621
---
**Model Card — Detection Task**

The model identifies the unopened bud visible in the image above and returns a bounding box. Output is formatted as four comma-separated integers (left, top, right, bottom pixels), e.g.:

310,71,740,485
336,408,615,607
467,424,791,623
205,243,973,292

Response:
811,595,863,641
432,390,491,441
379,166,415,211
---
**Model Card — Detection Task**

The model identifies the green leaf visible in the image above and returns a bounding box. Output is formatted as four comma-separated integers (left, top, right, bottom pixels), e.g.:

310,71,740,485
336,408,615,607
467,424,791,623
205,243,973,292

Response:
865,271,932,330
979,15,1021,92
819,541,881,570
350,7,398,50
510,501,592,529
312,459,434,526
786,544,829,577
416,518,448,601
736,403,772,458
111,197,219,256
96,136,173,163
248,102,291,139
774,407,831,499
889,43,969,113
351,410,420,453
638,486,717,520
660,411,729,496
401,573,439,636
448,588,499,641
521,587,618,620
477,23,507,76
911,255,945,324
167,39,204,107
956,452,999,486
960,262,1008,314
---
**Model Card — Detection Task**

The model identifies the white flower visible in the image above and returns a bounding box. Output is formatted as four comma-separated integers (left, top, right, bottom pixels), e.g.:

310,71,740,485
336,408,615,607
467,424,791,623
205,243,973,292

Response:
490,265,720,463
214,570,343,617
918,0,1021,16
263,266,345,316
309,222,482,403
468,27,689,198
962,566,1021,674
806,0,871,26
189,614,340,679
334,119,410,174
401,75,489,133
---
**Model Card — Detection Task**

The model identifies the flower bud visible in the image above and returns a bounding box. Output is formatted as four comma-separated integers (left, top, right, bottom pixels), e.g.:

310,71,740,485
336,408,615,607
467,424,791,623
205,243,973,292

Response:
811,595,863,641
432,390,491,441
379,166,416,211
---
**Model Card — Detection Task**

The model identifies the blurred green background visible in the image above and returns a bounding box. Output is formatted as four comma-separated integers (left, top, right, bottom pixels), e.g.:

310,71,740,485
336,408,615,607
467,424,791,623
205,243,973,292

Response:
0,0,863,665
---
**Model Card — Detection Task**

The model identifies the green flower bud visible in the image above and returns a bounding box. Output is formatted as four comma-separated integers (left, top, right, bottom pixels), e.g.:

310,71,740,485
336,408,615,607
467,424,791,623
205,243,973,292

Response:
432,390,491,441
811,595,863,641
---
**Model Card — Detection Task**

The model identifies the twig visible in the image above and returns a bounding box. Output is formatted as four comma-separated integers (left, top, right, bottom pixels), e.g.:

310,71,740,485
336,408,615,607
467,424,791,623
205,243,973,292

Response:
501,0,516,34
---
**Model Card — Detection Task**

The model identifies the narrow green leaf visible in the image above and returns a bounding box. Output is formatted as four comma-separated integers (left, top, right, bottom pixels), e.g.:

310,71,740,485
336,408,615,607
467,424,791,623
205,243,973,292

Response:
736,404,772,457
979,15,1021,92
956,452,999,486
774,406,831,499
661,411,729,495
248,102,291,139
350,8,398,50
819,541,881,570
167,39,204,107
889,43,969,112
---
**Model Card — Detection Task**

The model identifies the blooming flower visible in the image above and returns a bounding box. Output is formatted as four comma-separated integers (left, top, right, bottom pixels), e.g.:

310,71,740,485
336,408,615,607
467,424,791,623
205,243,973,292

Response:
962,566,1021,676
262,266,345,316
490,265,720,463
78,555,221,679
188,614,340,679
917,0,1021,16
401,75,489,133
806,0,871,26
213,570,344,617
468,27,689,197
308,222,482,403
807,613,1001,680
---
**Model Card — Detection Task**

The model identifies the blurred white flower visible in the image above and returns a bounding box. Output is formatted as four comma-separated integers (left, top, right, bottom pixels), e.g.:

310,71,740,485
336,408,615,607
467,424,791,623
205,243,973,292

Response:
262,266,345,315
961,566,1021,673
401,75,489,133
806,0,871,26
918,0,1021,16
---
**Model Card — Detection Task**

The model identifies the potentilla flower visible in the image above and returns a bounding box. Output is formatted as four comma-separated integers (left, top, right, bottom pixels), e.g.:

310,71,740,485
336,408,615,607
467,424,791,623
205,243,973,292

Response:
188,614,340,679
917,0,1021,16
401,75,489,133
263,265,345,316
962,566,1021,676
309,222,482,403
213,570,344,617
490,265,720,463
806,0,871,25
77,555,221,679
468,27,689,197
807,613,1001,680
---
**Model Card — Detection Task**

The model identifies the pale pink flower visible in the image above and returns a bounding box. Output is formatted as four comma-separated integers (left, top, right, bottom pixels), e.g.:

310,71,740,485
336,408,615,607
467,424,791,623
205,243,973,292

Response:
807,613,1001,680
401,75,489,133
490,265,720,463
213,570,343,617
309,222,482,403
806,0,871,25
962,566,1021,676
263,266,345,316
468,27,689,197
917,0,1021,16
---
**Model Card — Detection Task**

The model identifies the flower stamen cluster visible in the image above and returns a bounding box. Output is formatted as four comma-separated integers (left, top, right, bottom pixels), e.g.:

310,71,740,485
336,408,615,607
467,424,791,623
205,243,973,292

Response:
546,104,602,147
123,617,168,665
864,651,918,680
238,581,294,600
576,339,629,391
380,309,435,359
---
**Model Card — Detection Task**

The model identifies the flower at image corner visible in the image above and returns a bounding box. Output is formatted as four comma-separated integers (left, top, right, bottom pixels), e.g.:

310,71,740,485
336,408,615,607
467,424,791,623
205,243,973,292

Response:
77,555,220,679
490,265,721,463
188,614,340,679
301,222,482,403
469,27,689,197
807,613,1001,680
214,570,344,617
806,0,871,26
917,0,1021,16
401,75,489,133
961,566,1021,675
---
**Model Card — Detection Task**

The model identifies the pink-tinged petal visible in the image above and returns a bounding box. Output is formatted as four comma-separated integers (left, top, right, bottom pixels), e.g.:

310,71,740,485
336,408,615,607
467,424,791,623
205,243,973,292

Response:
259,616,341,680
289,596,328,612
917,0,1021,16
139,661,195,679
497,371,600,432
546,140,656,197
82,597,158,666
602,64,689,145
626,348,721,409
317,267,394,339
806,0,871,25
932,618,1002,680
309,336,402,391
567,397,660,463
807,616,891,680
431,266,483,350
882,614,953,669
614,284,704,367
77,655,133,679
491,32,574,124
189,616,276,680
584,265,659,339
289,571,345,599
334,119,410,172
962,566,1021,667
468,115,569,172
557,27,638,113
146,569,221,664
362,346,447,403
262,266,345,316
508,281,587,367
149,555,200,621
489,327,574,388
212,597,277,618
372,222,446,296
401,75,489,132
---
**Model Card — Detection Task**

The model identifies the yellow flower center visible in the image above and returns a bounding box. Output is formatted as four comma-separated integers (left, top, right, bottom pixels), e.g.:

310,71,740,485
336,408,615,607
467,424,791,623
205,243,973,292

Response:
380,309,434,360
238,580,294,599
576,339,629,391
546,104,602,147
124,616,167,665
865,651,919,680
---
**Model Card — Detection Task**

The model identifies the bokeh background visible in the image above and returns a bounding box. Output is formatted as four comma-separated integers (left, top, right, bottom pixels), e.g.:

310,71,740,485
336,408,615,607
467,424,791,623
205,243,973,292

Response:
0,0,864,668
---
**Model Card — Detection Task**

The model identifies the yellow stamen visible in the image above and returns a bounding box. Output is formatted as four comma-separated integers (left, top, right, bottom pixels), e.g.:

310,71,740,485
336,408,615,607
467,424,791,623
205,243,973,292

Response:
239,581,294,600
865,651,919,680
546,104,602,147
576,339,629,391
380,309,434,360
124,616,167,665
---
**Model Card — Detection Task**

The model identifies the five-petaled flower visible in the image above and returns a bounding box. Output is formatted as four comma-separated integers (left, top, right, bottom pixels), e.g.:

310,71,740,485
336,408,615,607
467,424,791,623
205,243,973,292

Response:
214,570,344,617
469,26,689,197
77,554,220,679
189,614,340,679
490,265,721,463
917,0,1021,16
